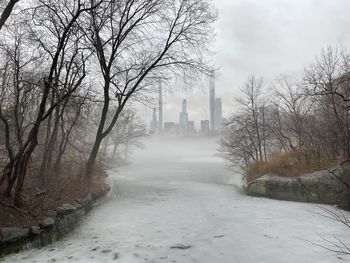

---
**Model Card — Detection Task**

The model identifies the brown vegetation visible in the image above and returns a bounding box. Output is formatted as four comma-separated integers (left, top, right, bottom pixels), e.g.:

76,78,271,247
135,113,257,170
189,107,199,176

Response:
245,150,340,183
0,159,107,228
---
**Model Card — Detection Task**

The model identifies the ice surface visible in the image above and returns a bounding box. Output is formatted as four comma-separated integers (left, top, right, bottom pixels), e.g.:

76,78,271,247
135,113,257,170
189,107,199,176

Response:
3,137,350,263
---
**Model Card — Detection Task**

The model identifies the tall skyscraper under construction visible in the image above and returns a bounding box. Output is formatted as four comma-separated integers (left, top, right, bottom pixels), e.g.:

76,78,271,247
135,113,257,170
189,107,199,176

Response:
209,70,216,131
209,71,223,131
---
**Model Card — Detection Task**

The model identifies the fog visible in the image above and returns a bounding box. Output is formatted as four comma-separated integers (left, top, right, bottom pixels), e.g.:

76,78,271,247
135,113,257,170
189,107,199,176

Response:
6,137,350,262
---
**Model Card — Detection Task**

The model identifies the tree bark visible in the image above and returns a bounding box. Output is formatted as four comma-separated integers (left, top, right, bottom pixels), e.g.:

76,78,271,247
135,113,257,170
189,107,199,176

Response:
0,0,19,31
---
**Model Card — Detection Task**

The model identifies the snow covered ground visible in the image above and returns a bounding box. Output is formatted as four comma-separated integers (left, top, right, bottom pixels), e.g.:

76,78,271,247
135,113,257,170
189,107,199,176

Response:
3,137,350,263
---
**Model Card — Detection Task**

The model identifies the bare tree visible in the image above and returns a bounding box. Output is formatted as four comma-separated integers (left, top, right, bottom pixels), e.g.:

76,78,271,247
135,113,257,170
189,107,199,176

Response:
272,76,313,151
305,47,350,158
84,0,216,182
109,109,148,161
52,94,88,175
0,0,97,206
220,76,272,167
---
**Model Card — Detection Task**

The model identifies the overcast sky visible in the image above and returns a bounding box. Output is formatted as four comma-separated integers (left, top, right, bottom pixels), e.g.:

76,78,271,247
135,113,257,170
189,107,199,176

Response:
139,0,350,129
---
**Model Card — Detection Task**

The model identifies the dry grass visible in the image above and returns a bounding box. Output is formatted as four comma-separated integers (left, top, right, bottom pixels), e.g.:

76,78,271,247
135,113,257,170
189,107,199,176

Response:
245,150,340,183
0,159,108,228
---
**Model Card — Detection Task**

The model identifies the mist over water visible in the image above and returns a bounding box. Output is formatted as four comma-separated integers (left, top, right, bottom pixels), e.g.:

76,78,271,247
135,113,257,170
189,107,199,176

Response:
132,137,221,164
120,136,240,189
5,135,350,263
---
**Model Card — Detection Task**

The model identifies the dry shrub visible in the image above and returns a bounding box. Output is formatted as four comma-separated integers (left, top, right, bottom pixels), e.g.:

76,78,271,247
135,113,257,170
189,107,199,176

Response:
245,150,340,183
0,157,108,228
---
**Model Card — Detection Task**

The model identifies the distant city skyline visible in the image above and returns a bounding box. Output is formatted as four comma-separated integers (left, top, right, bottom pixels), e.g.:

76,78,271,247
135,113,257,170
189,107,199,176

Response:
148,70,224,132
140,0,350,128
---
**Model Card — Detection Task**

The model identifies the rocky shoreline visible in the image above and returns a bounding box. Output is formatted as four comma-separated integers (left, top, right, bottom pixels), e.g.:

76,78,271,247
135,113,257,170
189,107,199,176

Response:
0,184,110,258
246,165,350,210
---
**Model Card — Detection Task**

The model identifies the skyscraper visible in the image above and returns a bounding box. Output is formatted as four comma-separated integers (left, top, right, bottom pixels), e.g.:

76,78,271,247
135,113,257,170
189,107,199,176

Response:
179,99,188,134
214,98,223,130
209,70,216,131
158,80,163,134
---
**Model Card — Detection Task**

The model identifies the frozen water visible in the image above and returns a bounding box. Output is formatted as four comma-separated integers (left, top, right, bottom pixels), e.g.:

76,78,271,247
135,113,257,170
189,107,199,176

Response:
3,137,350,262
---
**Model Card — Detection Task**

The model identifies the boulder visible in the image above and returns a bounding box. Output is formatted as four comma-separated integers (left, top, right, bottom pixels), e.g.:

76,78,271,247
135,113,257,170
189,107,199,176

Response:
30,226,41,235
0,227,30,242
56,204,76,216
338,192,350,210
91,184,111,201
40,217,55,228
76,194,93,212
247,170,346,205
56,209,85,235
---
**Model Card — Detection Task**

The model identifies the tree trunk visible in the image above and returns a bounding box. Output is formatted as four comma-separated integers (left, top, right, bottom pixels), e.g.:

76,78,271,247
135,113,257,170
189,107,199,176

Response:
14,153,30,207
46,106,61,172
100,136,109,161
53,131,69,175
39,104,60,186
84,83,110,182
53,151,64,175
0,0,19,31
0,161,13,187
4,158,19,197
85,137,102,183
39,103,53,186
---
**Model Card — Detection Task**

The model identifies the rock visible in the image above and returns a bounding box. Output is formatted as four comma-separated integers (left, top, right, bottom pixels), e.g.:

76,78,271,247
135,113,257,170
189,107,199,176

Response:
71,201,83,211
40,217,55,228
247,170,347,205
0,227,30,242
76,194,93,212
30,226,41,235
56,209,84,235
113,253,119,260
56,204,76,216
91,184,111,200
338,192,350,210
340,160,350,181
